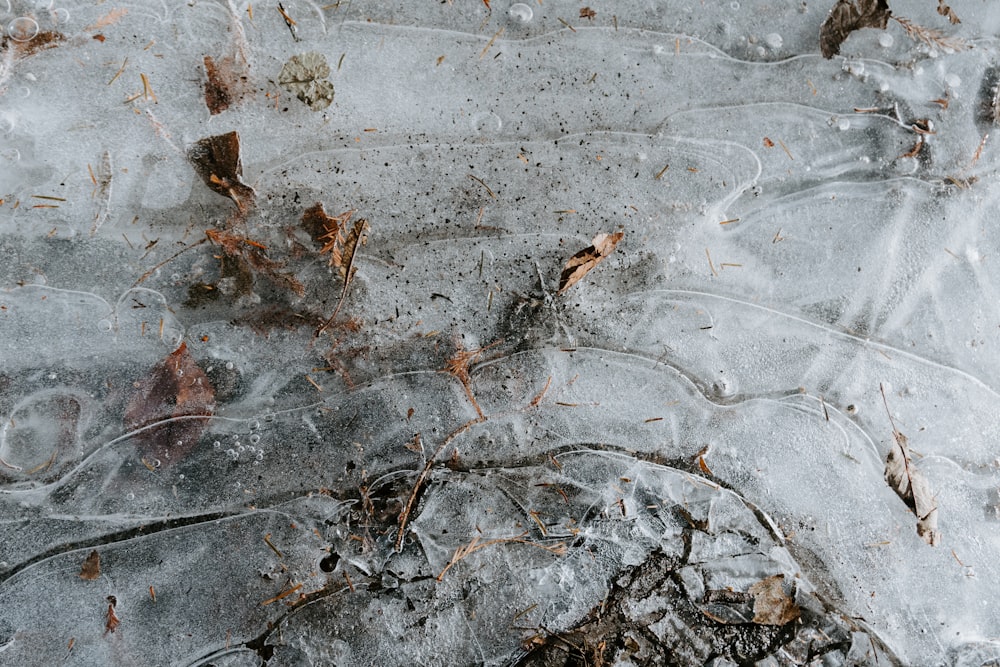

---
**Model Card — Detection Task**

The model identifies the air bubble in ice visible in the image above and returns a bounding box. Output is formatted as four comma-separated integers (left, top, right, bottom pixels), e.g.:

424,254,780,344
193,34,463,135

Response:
508,3,532,22
151,458,161,468
250,434,261,445
0,148,20,162
730,1,740,10
473,112,502,135
53,8,69,24
126,492,135,501
764,33,782,50
712,376,736,398
237,445,245,453
213,440,221,449
837,118,851,131
226,448,237,459
225,362,234,370
7,17,39,42
250,420,260,430
97,319,112,332
256,452,264,461
878,33,894,48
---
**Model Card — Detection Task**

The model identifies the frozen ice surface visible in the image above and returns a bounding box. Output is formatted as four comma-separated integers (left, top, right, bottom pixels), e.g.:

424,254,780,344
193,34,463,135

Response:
1,0,999,665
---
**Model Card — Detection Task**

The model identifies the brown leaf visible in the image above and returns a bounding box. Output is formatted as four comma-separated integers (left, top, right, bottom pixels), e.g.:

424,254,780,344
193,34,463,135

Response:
203,55,248,115
819,0,891,59
557,231,624,294
123,342,215,464
748,574,800,625
937,0,960,24
79,550,101,580
881,384,941,546
301,202,352,247
885,427,941,546
580,7,596,20
104,596,120,634
188,132,255,211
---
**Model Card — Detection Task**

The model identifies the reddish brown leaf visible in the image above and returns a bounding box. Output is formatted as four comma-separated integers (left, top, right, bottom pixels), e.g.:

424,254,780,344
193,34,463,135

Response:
580,7,596,20
819,0,891,59
79,550,101,580
124,342,215,464
203,56,234,115
104,596,120,634
188,132,255,211
557,231,624,294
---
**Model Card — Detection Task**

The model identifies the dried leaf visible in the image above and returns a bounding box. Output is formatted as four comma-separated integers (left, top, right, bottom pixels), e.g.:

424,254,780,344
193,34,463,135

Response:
937,1,960,24
203,55,251,115
580,7,596,20
748,574,800,625
123,342,215,464
881,385,941,546
188,132,255,211
104,596,120,634
819,0,891,59
302,202,352,247
557,231,624,294
79,550,101,580
278,52,334,111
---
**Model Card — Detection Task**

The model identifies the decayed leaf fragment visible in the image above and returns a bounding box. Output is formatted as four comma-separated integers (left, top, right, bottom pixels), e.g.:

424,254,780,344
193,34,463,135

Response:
79,550,101,580
819,0,891,58
279,52,334,111
748,574,800,625
881,385,941,546
203,55,251,115
557,231,624,294
188,131,255,211
123,342,215,464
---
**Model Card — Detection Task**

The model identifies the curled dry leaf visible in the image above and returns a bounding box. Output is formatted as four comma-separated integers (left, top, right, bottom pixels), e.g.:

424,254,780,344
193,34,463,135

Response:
819,0,891,59
279,52,334,111
123,342,215,464
79,550,101,580
881,385,941,546
188,131,255,211
885,427,941,546
748,574,801,626
557,231,624,294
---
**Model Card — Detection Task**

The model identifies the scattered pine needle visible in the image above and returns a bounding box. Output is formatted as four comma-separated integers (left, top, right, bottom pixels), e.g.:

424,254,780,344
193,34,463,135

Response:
260,582,303,606
436,531,566,581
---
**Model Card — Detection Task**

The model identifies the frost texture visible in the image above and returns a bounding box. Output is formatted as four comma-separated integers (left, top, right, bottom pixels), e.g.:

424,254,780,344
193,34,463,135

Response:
1,1,999,666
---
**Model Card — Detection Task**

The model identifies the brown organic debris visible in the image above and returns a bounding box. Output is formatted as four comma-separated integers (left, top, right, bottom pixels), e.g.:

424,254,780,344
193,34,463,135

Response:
206,228,305,296
936,0,960,24
279,52,334,110
819,0,891,59
748,575,801,626
557,231,624,294
123,342,216,464
104,596,120,634
892,15,967,52
79,550,101,580
579,7,596,20
437,531,566,581
315,212,369,334
188,132,255,211
203,55,243,115
880,384,941,546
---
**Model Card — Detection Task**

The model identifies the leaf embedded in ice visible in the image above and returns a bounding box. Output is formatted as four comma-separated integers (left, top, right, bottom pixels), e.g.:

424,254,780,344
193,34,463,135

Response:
819,0,891,58
884,427,941,546
557,231,624,294
748,574,801,626
188,131,256,211
78,550,101,580
278,52,335,111
881,385,941,547
123,342,215,464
